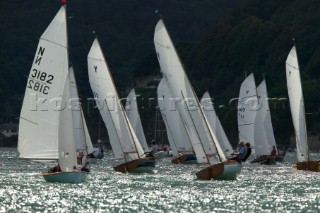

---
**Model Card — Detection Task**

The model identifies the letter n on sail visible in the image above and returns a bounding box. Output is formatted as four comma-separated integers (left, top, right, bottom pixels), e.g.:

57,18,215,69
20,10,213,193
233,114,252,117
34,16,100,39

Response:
34,46,45,65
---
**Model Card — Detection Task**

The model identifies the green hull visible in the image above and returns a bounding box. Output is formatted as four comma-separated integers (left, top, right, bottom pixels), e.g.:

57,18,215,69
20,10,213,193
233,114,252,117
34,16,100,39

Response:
41,171,88,183
196,161,242,180
113,158,155,174
215,162,242,180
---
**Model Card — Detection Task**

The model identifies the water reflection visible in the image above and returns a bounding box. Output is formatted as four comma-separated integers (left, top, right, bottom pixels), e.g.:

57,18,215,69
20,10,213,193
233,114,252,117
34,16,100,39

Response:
0,148,320,212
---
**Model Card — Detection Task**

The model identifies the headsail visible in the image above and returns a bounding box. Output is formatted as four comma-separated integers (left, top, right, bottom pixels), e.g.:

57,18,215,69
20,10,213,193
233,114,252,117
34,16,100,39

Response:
58,69,78,172
125,89,150,152
69,66,94,155
201,91,233,157
255,80,277,156
157,78,193,157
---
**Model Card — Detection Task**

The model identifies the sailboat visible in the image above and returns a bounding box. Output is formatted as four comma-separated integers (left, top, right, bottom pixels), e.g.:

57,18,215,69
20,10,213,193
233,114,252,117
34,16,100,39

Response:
87,38,155,173
154,19,241,180
42,66,88,183
237,73,259,155
17,6,88,182
201,91,233,158
286,45,320,171
157,78,196,164
125,89,150,153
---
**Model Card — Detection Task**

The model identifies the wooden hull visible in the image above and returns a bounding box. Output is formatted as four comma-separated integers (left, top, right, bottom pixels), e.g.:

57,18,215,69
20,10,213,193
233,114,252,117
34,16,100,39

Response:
171,154,197,164
196,160,241,180
293,161,320,172
113,157,155,174
251,156,276,165
41,171,88,183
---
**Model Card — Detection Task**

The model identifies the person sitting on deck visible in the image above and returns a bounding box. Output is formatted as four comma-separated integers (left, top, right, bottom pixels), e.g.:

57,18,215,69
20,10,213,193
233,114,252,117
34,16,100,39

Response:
88,148,104,159
271,146,277,156
228,141,247,163
144,142,158,158
48,164,61,173
78,151,90,172
243,142,252,162
151,142,158,154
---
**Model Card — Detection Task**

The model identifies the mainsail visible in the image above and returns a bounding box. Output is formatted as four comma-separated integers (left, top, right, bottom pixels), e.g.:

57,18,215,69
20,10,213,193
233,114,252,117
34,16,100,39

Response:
18,6,68,159
286,46,308,162
238,73,259,154
87,38,144,161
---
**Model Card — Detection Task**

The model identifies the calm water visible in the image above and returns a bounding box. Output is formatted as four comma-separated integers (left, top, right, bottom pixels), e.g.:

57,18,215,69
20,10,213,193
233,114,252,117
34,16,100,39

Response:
1,148,320,212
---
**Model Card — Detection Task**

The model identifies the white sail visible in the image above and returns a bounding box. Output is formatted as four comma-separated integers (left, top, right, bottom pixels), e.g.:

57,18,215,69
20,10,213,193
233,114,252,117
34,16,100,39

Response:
157,78,193,157
18,6,68,159
58,70,78,172
201,91,234,157
286,46,308,162
237,73,259,154
69,66,94,154
154,19,226,165
253,104,269,157
87,38,144,160
256,80,277,156
82,111,94,154
125,89,150,152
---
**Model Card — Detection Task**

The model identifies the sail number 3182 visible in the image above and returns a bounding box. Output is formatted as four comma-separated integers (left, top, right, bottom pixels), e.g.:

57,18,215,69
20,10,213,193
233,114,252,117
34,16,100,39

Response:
27,69,54,95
